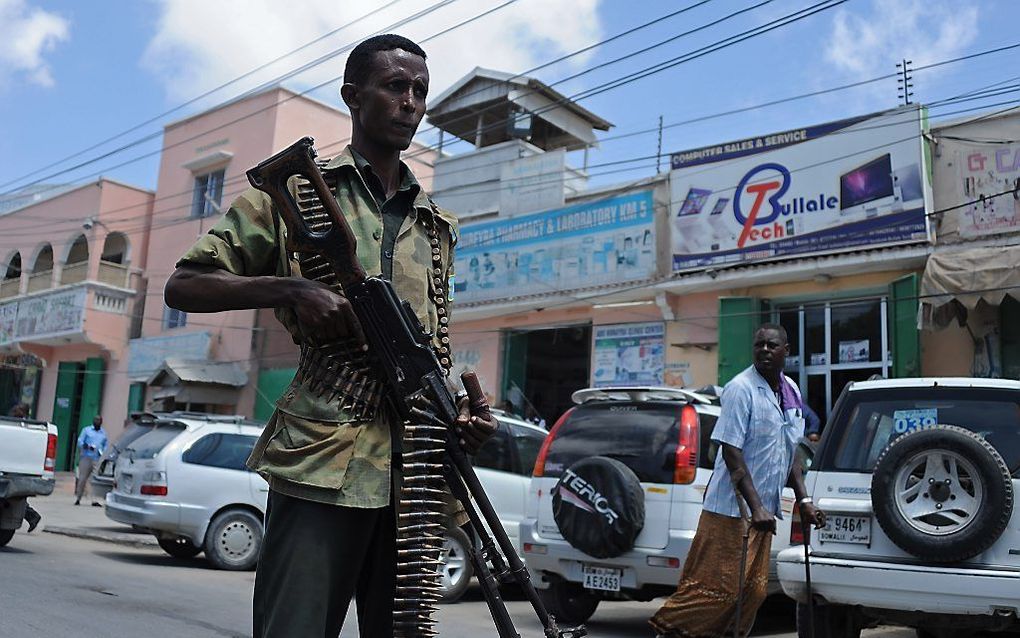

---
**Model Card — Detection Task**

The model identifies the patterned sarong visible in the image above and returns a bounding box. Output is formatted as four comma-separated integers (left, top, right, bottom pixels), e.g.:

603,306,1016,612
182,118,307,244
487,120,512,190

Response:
649,510,773,637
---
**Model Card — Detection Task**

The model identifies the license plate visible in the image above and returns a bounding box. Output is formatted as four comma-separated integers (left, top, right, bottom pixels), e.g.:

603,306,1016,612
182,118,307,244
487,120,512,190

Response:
120,474,134,493
818,515,871,545
582,565,621,592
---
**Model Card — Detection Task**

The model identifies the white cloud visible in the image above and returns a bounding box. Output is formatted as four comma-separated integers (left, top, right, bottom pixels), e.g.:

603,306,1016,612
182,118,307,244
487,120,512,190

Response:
824,0,978,89
0,0,70,87
142,0,602,106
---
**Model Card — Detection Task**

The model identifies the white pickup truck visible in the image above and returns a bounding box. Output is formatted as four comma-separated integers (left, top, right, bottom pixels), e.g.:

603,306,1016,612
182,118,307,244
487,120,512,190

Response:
0,415,58,547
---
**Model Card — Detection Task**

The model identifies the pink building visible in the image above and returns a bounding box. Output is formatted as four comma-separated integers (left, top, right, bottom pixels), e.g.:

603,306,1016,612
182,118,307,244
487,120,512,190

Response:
0,179,154,470
131,86,436,420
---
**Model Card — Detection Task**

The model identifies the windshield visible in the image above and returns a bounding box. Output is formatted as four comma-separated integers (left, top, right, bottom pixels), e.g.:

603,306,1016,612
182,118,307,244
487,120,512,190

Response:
826,387,1020,476
124,423,186,459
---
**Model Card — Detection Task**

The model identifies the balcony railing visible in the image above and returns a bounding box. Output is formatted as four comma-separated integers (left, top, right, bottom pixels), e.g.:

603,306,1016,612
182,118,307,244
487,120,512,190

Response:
98,260,130,288
27,270,53,293
60,262,88,285
0,278,19,299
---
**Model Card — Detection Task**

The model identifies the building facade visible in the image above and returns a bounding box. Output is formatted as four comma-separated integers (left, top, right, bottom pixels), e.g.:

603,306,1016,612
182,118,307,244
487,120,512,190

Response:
0,179,154,469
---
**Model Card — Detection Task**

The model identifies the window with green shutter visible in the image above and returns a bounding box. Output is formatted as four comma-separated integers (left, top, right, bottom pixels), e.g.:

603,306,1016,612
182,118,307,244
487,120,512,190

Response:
717,297,760,385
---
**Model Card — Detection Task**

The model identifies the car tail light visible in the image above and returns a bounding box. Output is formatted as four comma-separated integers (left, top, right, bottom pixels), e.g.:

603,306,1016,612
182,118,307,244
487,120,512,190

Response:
44,433,57,472
790,502,805,545
140,470,167,497
674,405,699,484
647,556,681,568
532,407,574,477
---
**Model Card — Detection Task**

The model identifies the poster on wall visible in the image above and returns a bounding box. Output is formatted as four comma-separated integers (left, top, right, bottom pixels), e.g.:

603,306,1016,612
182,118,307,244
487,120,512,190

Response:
591,322,664,387
947,140,1020,238
669,106,930,271
5,288,87,343
453,191,655,303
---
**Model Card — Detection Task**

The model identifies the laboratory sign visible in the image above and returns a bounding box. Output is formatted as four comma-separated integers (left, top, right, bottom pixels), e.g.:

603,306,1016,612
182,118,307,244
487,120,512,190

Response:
453,191,655,303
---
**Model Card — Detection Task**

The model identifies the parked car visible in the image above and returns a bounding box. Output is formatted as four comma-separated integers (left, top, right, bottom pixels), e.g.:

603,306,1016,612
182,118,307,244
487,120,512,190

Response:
519,385,800,625
0,415,57,547
105,412,267,570
439,409,549,602
777,377,1020,638
90,413,158,502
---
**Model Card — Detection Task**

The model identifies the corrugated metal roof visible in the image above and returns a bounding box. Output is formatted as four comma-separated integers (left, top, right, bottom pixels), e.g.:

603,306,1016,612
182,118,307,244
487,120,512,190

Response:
147,358,247,387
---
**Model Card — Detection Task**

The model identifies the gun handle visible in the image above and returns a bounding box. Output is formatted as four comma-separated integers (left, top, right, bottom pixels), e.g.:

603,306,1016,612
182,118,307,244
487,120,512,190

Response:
460,372,492,422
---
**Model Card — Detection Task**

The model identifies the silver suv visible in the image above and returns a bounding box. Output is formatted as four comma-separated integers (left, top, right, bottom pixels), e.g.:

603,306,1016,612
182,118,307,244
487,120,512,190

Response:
519,386,746,625
105,412,267,570
778,378,1020,637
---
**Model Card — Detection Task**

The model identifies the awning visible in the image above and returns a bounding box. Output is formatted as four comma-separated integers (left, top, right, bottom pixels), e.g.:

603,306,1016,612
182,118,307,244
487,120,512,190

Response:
150,385,242,406
920,245,1020,330
146,358,247,387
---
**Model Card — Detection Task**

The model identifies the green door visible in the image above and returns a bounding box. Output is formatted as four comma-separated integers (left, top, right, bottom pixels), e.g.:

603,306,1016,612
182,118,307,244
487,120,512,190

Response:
718,297,760,385
501,331,529,409
52,362,83,471
255,367,296,421
77,357,105,433
889,274,920,378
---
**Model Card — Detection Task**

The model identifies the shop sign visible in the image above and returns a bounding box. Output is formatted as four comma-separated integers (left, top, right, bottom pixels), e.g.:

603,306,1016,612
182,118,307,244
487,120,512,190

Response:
0,288,86,346
591,322,664,387
944,139,1020,238
127,332,211,380
454,190,655,303
669,107,930,271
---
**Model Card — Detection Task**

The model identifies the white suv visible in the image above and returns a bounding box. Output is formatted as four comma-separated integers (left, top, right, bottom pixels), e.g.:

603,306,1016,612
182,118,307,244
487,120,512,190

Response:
520,386,800,625
105,412,267,570
777,378,1020,637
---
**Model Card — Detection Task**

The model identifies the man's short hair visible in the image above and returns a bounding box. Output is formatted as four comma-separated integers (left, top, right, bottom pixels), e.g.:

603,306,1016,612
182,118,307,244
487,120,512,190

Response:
756,322,788,344
344,34,426,87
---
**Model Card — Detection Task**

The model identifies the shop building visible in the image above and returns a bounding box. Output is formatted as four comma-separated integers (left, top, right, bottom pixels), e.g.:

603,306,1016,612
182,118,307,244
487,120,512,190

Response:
919,107,1020,379
444,101,937,426
0,179,154,469
129,86,438,421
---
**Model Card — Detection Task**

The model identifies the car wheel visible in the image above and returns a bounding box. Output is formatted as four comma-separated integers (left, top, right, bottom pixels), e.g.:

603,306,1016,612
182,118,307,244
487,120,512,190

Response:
539,581,599,626
438,526,474,603
0,528,14,547
204,509,262,571
796,602,861,638
158,536,203,559
871,425,1014,563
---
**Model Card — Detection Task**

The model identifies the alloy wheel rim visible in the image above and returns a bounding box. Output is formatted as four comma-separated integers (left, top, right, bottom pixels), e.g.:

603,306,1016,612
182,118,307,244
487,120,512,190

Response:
893,449,984,536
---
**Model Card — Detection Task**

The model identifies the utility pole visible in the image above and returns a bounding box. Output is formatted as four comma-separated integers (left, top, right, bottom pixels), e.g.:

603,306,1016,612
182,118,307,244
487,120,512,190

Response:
896,59,914,106
656,115,664,174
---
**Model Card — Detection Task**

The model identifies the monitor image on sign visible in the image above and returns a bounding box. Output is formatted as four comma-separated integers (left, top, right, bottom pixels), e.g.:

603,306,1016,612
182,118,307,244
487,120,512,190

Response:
839,153,894,220
677,187,712,217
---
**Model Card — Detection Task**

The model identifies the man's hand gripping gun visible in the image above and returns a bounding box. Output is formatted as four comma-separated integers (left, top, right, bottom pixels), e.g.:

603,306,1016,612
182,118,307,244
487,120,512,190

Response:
246,137,586,638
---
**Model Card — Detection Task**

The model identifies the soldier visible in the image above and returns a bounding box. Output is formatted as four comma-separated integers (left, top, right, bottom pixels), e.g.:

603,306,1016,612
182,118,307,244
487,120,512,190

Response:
165,34,496,638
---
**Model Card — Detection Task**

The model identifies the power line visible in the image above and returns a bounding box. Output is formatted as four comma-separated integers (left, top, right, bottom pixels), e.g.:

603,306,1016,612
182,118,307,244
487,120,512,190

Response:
0,0,413,192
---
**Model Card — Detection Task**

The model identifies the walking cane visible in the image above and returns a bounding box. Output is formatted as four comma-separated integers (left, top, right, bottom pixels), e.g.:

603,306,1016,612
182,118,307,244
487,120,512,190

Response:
729,474,752,638
799,501,815,638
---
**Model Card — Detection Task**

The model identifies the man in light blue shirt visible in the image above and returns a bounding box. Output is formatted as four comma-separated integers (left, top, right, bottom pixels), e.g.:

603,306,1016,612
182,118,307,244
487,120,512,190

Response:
75,415,107,506
652,324,826,637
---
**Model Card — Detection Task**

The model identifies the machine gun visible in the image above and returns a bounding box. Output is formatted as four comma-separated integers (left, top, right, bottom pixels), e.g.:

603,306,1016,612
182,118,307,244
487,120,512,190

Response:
247,137,586,638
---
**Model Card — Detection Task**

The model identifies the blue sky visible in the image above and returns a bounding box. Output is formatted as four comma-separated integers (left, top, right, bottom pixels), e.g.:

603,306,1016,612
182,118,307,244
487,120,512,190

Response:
0,0,1016,199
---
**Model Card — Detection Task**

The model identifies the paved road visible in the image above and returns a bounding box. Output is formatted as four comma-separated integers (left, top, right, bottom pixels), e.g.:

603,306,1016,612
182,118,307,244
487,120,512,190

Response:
1,531,914,638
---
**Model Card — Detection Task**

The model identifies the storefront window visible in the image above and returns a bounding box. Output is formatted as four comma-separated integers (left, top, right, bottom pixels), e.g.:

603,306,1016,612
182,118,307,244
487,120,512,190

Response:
830,300,883,364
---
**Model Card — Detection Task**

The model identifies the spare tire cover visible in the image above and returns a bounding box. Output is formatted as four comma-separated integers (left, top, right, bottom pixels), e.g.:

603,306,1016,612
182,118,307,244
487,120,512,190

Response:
552,456,644,558
871,424,1014,563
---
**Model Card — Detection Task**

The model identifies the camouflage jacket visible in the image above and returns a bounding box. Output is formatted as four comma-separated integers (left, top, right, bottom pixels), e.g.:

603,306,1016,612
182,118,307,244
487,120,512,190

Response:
177,145,458,509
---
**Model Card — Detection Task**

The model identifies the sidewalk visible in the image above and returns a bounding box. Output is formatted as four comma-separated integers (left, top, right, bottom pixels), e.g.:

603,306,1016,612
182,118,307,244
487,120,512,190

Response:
28,471,157,548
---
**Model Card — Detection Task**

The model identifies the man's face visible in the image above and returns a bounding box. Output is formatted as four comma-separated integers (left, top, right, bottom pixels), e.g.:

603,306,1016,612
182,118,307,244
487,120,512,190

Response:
346,49,429,151
753,328,789,376
93,417,103,429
